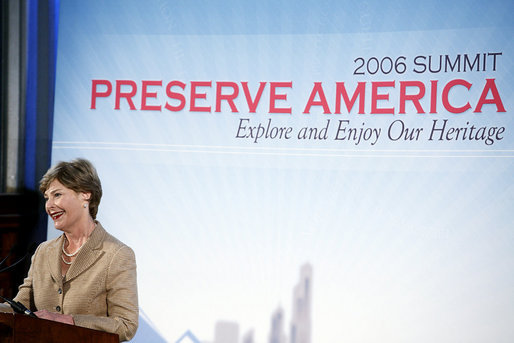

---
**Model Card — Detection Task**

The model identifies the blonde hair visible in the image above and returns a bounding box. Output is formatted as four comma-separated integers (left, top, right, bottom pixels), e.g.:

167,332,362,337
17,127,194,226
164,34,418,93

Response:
40,158,102,219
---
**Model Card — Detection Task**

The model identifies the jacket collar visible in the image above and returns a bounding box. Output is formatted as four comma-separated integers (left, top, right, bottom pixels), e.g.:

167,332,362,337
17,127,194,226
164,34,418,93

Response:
47,222,107,284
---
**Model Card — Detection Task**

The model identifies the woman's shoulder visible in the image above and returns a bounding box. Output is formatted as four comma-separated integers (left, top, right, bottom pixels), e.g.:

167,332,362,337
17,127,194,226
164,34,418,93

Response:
96,223,135,257
35,235,62,253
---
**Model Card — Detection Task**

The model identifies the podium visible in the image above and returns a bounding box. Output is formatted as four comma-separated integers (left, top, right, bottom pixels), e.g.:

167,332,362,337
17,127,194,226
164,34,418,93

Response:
0,312,118,343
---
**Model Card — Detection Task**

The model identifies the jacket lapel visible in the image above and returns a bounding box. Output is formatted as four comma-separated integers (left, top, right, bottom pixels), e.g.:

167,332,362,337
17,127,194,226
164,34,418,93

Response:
64,223,106,283
47,236,64,283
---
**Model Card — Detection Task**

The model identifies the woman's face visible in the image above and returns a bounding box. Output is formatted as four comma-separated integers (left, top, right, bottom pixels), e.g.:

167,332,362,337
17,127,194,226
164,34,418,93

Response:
44,179,90,231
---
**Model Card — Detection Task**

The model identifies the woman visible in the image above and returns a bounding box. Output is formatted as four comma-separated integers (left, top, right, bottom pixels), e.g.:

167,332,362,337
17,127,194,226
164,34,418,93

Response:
13,158,138,341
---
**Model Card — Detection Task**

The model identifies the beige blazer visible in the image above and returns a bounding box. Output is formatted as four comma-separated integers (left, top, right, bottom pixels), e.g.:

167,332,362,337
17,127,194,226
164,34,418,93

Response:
14,223,138,342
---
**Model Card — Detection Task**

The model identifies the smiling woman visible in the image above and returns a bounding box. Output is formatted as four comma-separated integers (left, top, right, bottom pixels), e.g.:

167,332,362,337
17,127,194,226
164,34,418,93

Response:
11,158,139,342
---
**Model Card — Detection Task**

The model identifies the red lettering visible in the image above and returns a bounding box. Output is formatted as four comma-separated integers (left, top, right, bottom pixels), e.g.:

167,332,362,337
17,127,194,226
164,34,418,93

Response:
115,80,137,110
216,82,239,113
141,80,162,111
303,82,331,114
91,78,505,115
474,78,506,113
335,82,365,114
399,81,425,114
190,81,212,112
91,80,112,109
241,82,266,113
371,81,395,114
269,82,292,114
165,81,186,111
442,79,471,113
430,80,438,114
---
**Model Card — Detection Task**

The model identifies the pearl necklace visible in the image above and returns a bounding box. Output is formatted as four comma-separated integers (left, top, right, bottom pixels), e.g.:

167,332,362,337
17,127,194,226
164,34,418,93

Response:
61,254,72,265
62,236,84,257
61,236,85,265
60,223,96,266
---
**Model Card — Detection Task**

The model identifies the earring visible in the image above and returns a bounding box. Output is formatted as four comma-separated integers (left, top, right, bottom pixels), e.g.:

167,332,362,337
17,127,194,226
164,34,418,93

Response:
83,203,87,208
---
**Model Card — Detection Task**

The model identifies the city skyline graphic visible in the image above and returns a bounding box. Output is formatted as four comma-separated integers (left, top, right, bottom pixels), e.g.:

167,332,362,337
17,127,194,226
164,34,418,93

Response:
175,264,312,343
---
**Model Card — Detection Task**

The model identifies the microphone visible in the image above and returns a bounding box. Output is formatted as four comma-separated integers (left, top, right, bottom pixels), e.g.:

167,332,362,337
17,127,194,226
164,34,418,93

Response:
0,243,38,317
0,243,37,274
0,245,16,269
0,295,37,317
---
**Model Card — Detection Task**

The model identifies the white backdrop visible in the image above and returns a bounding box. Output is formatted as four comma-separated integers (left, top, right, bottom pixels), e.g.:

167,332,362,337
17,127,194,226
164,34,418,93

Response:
49,1,514,342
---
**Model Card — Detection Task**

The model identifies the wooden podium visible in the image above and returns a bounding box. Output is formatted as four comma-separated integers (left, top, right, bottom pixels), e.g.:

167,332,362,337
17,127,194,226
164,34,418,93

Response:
0,312,118,343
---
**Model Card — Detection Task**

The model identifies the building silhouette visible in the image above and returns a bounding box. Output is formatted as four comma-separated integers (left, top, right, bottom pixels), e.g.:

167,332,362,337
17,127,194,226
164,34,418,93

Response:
268,306,287,343
210,264,313,343
214,320,239,343
242,329,255,343
289,263,312,343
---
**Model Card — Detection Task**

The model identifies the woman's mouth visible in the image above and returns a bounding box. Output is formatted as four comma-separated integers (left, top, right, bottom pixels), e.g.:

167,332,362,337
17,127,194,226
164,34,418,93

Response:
51,211,64,221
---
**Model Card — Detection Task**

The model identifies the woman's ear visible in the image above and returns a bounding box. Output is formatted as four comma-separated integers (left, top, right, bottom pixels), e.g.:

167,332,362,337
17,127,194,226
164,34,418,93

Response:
82,192,92,201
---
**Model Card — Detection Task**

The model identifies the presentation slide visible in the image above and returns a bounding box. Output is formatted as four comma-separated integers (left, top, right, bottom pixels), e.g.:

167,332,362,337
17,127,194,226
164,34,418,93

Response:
49,1,513,342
